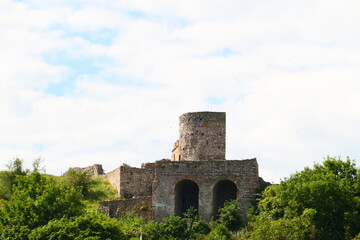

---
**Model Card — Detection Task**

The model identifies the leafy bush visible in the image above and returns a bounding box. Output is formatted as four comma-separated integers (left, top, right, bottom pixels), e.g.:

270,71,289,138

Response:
117,211,146,239
256,156,360,240
62,168,94,196
205,223,230,240
239,208,316,240
0,158,28,200
0,172,84,229
142,208,210,240
161,215,188,239
217,200,243,231
0,225,31,240
29,213,126,240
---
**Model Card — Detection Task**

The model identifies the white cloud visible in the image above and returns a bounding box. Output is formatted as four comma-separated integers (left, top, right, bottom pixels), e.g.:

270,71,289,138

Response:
1,0,360,183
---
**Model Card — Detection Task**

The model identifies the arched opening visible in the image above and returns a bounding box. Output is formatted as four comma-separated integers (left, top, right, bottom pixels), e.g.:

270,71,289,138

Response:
175,179,199,216
213,180,237,216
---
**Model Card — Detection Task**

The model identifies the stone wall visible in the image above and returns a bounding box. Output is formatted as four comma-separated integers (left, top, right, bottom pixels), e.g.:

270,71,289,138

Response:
106,167,121,196
152,159,259,221
119,166,153,198
171,140,180,161
174,112,226,161
106,164,154,198
71,164,104,176
99,196,153,220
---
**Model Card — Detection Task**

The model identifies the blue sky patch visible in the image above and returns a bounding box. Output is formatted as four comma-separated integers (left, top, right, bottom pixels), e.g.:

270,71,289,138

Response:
46,79,76,97
44,51,108,96
128,10,149,20
73,28,118,46
49,24,118,46
207,97,225,105
200,48,237,59
127,10,190,29
220,48,236,57
44,51,102,76
104,72,163,88
34,143,45,152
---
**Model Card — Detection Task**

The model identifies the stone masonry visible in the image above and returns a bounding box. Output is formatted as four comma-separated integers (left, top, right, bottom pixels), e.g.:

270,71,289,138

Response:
98,111,263,221
172,112,226,161
106,163,155,198
99,196,153,220
71,164,104,176
152,159,258,220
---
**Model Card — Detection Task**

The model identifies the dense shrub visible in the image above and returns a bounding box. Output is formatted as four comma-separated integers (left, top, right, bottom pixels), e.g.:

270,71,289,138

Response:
0,172,84,229
29,213,126,240
217,200,243,231
250,156,360,240
62,168,94,196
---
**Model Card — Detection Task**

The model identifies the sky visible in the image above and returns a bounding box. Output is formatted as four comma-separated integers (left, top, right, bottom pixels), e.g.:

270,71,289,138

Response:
1,0,360,183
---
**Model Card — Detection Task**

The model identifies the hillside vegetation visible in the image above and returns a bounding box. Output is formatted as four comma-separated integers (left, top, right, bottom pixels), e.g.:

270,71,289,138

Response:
0,156,359,240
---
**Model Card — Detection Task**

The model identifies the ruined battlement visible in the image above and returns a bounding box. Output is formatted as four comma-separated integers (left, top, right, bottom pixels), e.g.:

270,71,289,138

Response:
70,164,104,176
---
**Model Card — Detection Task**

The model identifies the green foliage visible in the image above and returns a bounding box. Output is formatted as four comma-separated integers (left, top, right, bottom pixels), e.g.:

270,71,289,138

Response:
142,221,163,240
217,200,243,231
352,233,360,240
257,156,360,240
238,208,316,240
62,168,94,196
160,215,189,239
122,163,131,168
206,223,230,240
89,177,117,200
142,208,210,240
0,172,84,229
183,207,210,238
0,225,31,240
82,177,117,212
0,158,46,201
6,158,29,175
32,158,46,173
0,158,28,200
0,171,14,201
29,213,126,240
117,211,146,239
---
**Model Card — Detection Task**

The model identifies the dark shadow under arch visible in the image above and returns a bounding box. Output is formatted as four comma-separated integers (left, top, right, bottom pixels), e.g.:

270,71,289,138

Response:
175,179,199,216
213,180,237,216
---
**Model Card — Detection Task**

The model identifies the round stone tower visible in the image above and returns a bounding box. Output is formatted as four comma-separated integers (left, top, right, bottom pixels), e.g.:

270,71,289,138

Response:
172,112,226,161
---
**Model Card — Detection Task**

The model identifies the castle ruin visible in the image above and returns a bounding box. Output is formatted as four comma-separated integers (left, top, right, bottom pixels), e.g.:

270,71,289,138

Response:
99,112,263,221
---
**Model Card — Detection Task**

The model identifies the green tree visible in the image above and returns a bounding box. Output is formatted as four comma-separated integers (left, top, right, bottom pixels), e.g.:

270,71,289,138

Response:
117,210,147,239
217,200,243,231
0,158,46,201
257,156,360,240
32,158,46,173
183,206,210,238
142,210,210,240
62,168,94,196
205,223,230,240
238,208,316,240
0,158,28,200
161,215,188,239
141,215,188,240
0,172,84,230
29,213,126,240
